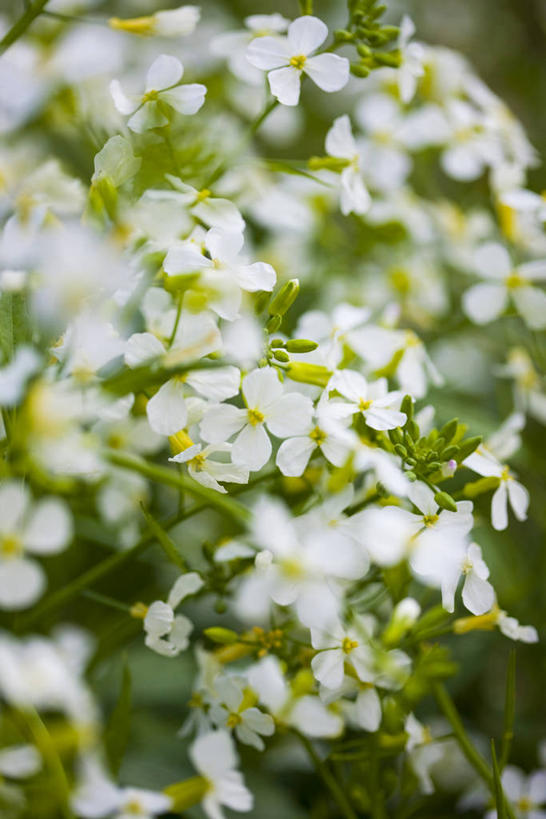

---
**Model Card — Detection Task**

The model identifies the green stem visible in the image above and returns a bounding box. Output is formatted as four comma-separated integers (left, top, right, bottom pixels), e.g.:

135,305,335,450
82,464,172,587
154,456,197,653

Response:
20,708,74,819
294,731,358,819
81,589,132,613
0,0,50,55
433,683,516,819
106,450,250,525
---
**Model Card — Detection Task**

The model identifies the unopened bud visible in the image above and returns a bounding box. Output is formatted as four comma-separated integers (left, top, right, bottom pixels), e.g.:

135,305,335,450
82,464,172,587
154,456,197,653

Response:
456,436,482,461
286,362,331,387
434,491,457,513
204,627,239,644
266,314,282,333
285,339,319,353
273,349,289,363
439,418,458,444
270,338,285,348
268,279,299,316
164,777,208,811
350,63,370,78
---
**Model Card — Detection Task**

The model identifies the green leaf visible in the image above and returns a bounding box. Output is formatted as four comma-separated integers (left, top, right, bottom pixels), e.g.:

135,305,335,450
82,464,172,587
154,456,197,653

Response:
104,657,132,776
0,292,32,362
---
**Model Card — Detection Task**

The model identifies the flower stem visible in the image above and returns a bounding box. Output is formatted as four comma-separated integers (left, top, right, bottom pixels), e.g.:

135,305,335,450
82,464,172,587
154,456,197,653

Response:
105,450,250,525
294,730,359,819
0,0,50,56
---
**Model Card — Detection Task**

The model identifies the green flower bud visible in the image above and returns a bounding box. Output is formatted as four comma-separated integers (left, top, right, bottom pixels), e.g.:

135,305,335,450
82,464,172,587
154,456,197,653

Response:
442,445,459,460
270,338,285,348
434,491,457,513
439,418,458,443
285,339,319,353
268,279,299,316
456,435,482,461
273,349,290,363
394,444,407,458
388,427,404,445
266,314,282,334
204,627,239,644
286,362,331,387
350,63,370,78
164,777,208,811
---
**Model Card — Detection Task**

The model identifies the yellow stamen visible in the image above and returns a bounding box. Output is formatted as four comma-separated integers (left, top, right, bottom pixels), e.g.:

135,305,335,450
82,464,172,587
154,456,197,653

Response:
290,55,307,70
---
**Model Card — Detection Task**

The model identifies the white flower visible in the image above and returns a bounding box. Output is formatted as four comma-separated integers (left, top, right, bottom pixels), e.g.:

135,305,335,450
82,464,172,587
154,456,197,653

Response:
0,482,73,610
72,756,172,819
110,55,206,133
0,745,41,779
485,766,546,819
143,572,204,657
495,610,538,644
355,94,412,194
275,397,356,477
327,370,406,431
209,675,275,750
148,176,245,232
311,616,375,690
170,441,249,494
440,100,500,182
246,15,349,106
463,242,546,329
464,446,529,531
0,346,40,407
405,714,444,794
325,115,371,216
163,228,276,321
212,14,290,85
189,731,253,818
397,16,424,103
248,655,343,738
200,367,314,471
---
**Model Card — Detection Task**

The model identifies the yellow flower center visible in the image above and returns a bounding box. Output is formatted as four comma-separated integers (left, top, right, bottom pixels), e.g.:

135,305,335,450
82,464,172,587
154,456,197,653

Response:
226,712,242,728
195,188,211,203
342,637,359,654
280,558,304,578
309,426,327,445
190,452,207,471
142,89,159,103
290,54,307,70
500,465,511,481
505,272,525,289
516,797,533,812
423,514,439,527
130,602,149,620
124,801,145,815
359,398,372,411
0,534,22,559
247,408,265,426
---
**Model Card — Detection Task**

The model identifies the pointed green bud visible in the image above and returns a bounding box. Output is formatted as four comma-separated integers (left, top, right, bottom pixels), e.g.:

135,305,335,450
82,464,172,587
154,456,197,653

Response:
309,156,351,172
388,427,404,445
427,461,442,471
442,445,458,460
407,420,420,441
350,63,370,78
381,696,405,733
439,418,458,444
394,444,407,458
164,777,208,811
286,362,331,387
334,28,354,42
405,457,416,467
273,349,290,363
400,395,414,421
456,435,482,461
405,471,417,481
357,43,372,57
204,627,239,645
373,50,401,68
270,338,285,348
285,339,319,353
266,314,282,334
434,491,457,513
268,279,299,316
432,436,446,453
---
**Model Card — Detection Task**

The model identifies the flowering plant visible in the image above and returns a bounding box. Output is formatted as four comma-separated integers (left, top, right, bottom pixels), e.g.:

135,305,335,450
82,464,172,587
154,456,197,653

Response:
0,1,544,817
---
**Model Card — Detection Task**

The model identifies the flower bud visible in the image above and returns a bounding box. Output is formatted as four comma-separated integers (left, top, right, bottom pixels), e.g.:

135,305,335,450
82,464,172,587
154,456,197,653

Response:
164,777,208,811
286,362,331,387
285,339,319,353
434,491,457,513
204,627,239,644
273,349,290,363
268,279,299,316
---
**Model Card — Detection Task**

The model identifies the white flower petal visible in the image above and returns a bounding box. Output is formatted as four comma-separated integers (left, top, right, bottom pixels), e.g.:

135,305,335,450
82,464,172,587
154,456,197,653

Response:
266,393,314,437
235,262,276,292
200,404,247,443
145,55,183,92
0,558,45,610
125,332,165,368
276,436,315,476
246,36,291,70
491,482,508,531
242,367,283,410
24,499,72,554
462,572,495,615
462,283,508,324
326,115,357,159
287,15,328,55
268,66,302,106
167,572,204,608
473,242,512,279
161,83,206,115
232,423,271,471
512,285,546,330
304,53,350,93
146,379,187,436
507,479,529,522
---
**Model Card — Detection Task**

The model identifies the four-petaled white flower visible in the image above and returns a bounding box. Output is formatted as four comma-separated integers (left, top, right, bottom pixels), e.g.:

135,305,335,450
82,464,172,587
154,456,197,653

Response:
200,368,314,471
163,228,276,321
110,54,206,133
246,16,349,107
484,766,546,819
0,482,73,611
143,572,204,657
209,675,275,750
189,730,253,818
463,242,546,329
170,441,249,494
327,370,406,431
464,446,529,531
311,616,375,691
325,115,371,216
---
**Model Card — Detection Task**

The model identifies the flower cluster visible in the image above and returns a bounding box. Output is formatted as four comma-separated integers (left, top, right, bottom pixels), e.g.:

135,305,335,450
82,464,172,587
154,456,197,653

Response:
0,2,543,818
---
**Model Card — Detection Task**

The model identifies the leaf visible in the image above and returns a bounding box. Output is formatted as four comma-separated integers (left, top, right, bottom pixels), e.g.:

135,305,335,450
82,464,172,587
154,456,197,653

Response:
0,292,32,362
104,656,132,776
